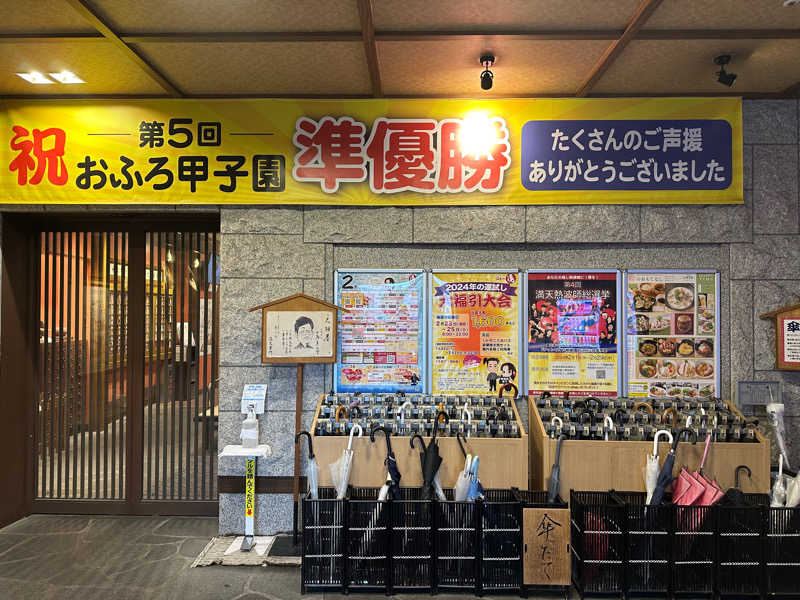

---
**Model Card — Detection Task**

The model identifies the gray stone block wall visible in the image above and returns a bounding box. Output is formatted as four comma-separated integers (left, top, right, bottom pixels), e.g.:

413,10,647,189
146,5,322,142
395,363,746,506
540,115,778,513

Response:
216,100,800,535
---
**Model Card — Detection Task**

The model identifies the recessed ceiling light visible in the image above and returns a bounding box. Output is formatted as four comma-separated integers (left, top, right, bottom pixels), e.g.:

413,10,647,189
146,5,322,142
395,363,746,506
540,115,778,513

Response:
48,70,84,84
783,0,800,7
17,71,54,84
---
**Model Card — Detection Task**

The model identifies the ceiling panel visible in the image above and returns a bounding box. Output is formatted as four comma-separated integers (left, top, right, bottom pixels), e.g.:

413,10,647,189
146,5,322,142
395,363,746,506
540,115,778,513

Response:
87,0,361,33
135,42,371,95
646,0,800,29
374,0,639,31
0,0,96,34
0,40,167,95
378,39,609,96
592,38,800,95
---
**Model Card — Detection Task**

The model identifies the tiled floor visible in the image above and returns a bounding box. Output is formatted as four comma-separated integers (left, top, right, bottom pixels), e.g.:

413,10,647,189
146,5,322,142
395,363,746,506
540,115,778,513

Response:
0,514,568,600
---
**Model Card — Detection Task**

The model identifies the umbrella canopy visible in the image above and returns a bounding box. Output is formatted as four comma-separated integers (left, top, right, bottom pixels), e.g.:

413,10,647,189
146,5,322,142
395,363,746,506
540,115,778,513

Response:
418,411,449,499
294,431,319,500
330,423,362,499
370,426,401,499
650,427,696,506
547,434,567,504
466,455,484,501
771,454,787,507
785,469,800,507
645,429,674,504
411,434,446,501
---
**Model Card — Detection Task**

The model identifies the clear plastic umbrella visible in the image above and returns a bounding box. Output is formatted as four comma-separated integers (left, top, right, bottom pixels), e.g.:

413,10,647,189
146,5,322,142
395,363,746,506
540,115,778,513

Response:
454,454,473,501
772,454,787,507
329,423,362,499
785,469,800,507
645,429,673,504
295,431,318,499
466,455,484,501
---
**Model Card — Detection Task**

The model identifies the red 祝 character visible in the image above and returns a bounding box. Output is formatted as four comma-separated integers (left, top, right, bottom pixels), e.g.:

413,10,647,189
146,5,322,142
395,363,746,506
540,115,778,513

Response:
9,126,68,186
366,118,436,192
292,117,367,192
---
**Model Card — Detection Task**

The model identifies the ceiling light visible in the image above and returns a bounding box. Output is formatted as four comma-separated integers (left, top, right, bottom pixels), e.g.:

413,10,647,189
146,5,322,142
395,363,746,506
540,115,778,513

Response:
783,0,800,7
48,71,84,84
17,72,54,84
480,54,494,91
714,55,737,87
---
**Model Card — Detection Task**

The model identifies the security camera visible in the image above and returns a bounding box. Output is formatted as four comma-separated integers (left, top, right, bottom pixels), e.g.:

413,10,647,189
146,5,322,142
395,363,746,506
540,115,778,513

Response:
480,54,495,91
714,55,737,87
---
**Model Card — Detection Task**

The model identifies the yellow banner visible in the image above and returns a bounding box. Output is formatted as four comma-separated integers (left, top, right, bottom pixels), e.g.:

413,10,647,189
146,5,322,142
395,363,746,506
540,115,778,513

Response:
431,271,520,395
1,97,742,205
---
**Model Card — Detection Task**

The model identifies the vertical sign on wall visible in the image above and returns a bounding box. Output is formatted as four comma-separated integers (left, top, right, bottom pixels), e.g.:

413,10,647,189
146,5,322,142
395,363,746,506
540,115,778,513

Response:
430,270,520,396
526,270,620,398
625,270,720,399
335,270,426,393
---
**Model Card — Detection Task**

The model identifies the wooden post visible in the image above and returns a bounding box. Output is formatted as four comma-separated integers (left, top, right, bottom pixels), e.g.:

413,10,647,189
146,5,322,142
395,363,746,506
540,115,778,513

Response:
294,363,304,500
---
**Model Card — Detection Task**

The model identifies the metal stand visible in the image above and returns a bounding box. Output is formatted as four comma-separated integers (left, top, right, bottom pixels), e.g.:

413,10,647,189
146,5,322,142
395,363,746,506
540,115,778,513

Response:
218,444,272,552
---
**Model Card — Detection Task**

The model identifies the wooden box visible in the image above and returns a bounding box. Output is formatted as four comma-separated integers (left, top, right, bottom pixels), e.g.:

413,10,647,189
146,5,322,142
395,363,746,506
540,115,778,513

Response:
311,396,529,490
528,397,770,495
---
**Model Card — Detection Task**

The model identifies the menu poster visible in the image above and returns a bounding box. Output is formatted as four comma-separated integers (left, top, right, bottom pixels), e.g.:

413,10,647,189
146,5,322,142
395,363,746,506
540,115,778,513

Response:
431,271,520,396
335,271,425,393
527,271,619,398
626,272,718,399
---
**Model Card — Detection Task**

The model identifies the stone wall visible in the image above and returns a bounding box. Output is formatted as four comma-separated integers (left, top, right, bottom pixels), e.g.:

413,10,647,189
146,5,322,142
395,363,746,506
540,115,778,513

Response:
216,99,800,535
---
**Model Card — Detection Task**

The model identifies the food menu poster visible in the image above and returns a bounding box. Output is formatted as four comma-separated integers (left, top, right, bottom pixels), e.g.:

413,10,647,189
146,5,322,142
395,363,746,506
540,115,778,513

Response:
626,272,718,399
431,271,520,396
335,271,425,393
527,271,619,398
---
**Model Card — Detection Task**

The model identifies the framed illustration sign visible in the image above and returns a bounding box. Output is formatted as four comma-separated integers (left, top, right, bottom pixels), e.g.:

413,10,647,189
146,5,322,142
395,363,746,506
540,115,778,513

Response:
430,270,521,396
334,269,426,393
760,303,800,371
526,270,621,398
248,293,344,364
624,270,720,399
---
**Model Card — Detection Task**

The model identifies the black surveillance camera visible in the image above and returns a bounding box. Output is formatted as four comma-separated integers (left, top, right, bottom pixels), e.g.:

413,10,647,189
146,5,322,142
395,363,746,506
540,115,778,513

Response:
480,54,495,91
714,54,737,87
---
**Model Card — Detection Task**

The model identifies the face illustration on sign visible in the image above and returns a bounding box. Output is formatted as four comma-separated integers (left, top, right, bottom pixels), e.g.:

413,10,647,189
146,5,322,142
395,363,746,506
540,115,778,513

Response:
265,310,332,358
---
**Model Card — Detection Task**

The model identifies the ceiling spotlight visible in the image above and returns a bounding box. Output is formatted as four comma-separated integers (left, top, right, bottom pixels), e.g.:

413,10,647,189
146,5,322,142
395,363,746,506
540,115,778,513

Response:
480,54,495,91
783,0,800,7
714,55,737,87
48,71,84,84
17,71,54,84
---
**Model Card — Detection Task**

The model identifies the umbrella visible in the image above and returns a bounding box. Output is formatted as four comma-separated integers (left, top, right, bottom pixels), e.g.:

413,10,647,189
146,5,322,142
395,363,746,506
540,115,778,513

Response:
720,464,752,507
454,432,473,502
785,468,800,507
547,434,566,504
398,400,413,429
418,410,449,499
293,431,319,545
645,429,674,504
603,415,614,441
295,431,319,500
466,455,484,501
649,427,695,506
410,434,446,501
550,415,564,439
461,405,473,437
370,426,401,499
329,423,362,499
771,454,787,507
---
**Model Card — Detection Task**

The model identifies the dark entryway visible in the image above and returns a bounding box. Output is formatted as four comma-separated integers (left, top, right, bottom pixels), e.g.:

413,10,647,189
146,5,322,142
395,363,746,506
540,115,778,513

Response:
1,214,220,525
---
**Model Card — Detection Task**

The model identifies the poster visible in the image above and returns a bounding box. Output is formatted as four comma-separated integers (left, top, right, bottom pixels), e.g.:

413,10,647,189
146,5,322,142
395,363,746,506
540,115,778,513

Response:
527,271,619,397
431,271,520,396
781,317,800,365
265,310,333,358
625,271,719,399
335,270,425,393
2,97,742,205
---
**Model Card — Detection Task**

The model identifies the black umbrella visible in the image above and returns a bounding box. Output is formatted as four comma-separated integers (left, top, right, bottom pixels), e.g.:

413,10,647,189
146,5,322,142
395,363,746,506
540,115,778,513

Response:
649,427,696,506
370,426,401,499
417,411,449,500
720,464,752,506
547,434,566,504
410,433,428,478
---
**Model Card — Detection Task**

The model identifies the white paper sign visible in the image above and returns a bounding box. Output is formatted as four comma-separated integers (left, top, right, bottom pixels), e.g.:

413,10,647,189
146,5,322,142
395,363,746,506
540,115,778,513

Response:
783,318,800,363
241,383,267,414
265,310,333,358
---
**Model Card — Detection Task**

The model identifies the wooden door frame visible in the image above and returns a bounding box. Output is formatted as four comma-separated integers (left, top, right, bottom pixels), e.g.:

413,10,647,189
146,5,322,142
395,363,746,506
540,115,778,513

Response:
1,211,220,522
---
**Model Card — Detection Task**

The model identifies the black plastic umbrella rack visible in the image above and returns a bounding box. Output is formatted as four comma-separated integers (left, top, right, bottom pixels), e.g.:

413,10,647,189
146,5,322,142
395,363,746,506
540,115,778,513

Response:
301,486,561,596
570,490,800,599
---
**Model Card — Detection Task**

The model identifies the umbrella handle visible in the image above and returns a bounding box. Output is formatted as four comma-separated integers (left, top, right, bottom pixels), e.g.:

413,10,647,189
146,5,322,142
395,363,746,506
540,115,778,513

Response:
603,415,613,441
432,411,449,443
410,433,426,452
653,429,673,455
672,427,696,451
370,425,393,456
634,401,654,415
399,401,413,426
350,405,362,419
347,423,363,451
699,432,712,471
456,431,468,458
335,406,347,422
295,431,314,459
614,408,626,426
735,464,751,489
586,397,600,413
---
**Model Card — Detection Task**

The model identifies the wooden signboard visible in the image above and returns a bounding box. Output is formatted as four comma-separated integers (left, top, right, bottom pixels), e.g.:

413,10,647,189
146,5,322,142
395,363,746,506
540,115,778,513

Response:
523,507,571,586
760,303,800,371
248,293,345,364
